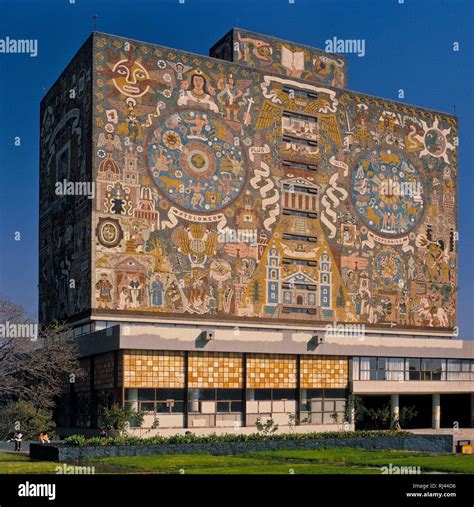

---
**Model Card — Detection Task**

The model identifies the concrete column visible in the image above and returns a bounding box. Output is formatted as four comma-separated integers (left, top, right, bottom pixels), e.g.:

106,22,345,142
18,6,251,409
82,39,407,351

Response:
432,393,441,429
391,394,400,423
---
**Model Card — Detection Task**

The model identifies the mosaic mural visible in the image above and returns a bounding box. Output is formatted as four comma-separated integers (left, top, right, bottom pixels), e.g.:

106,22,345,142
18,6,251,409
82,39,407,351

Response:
88,32,457,331
210,29,347,88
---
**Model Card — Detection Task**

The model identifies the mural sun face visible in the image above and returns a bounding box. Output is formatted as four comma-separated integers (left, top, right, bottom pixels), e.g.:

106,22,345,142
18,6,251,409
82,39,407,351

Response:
351,149,424,237
112,59,150,97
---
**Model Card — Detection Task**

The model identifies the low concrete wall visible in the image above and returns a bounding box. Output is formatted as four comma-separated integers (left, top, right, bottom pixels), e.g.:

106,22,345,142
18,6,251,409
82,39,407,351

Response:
30,434,453,463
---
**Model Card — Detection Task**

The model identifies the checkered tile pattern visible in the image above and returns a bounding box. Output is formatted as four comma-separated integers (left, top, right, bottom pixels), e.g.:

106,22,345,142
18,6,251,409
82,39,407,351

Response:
188,352,243,388
300,355,348,388
247,354,297,388
123,350,185,388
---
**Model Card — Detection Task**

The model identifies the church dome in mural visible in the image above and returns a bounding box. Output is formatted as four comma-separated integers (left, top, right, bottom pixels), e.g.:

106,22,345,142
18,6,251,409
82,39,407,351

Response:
146,109,247,213
351,149,425,237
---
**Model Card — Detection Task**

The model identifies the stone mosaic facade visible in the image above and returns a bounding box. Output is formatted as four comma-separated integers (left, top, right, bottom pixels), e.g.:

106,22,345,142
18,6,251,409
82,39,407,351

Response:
86,32,457,332
210,29,347,88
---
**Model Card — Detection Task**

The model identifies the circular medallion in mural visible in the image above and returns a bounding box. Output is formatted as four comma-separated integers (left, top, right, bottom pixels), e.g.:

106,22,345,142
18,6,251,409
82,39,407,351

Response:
351,149,424,237
96,217,123,248
372,248,405,288
146,109,247,213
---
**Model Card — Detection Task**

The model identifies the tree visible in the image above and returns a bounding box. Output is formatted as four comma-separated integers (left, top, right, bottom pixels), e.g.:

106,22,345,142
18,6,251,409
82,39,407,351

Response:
0,401,56,440
0,297,83,410
100,405,143,436
255,417,279,435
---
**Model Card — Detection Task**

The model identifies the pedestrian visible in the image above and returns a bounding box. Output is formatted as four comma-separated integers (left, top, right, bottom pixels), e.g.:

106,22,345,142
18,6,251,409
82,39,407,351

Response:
10,431,23,452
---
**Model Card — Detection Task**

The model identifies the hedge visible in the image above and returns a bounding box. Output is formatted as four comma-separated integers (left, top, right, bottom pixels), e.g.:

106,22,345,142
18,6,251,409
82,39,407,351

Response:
64,430,411,447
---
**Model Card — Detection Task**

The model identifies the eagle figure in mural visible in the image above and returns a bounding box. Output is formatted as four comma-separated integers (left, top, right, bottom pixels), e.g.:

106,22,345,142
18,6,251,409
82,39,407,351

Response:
256,85,340,142
177,224,217,268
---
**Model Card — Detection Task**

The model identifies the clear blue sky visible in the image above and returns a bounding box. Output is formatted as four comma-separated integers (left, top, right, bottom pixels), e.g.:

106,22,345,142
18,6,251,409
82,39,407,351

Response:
0,0,472,336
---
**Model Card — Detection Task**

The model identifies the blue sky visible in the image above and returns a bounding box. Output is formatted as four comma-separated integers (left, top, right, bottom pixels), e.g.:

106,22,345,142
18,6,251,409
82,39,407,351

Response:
0,0,472,336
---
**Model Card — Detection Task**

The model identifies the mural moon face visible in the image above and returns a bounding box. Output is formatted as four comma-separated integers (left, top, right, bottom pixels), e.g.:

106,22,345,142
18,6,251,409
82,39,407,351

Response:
147,109,247,213
351,149,424,237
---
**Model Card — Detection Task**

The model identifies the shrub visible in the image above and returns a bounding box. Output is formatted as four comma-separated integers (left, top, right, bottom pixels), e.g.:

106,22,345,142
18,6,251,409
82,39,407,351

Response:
64,429,411,447
100,405,143,434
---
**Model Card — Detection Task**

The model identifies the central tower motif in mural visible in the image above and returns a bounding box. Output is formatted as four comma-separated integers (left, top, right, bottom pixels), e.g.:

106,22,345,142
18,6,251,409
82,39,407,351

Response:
147,109,247,213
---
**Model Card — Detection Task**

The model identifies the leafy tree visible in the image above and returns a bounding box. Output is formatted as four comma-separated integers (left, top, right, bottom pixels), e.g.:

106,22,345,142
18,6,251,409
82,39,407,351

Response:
101,405,143,435
0,401,56,440
255,417,279,435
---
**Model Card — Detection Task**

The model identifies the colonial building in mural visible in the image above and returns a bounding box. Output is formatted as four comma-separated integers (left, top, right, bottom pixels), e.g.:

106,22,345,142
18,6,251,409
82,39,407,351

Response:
39,30,473,434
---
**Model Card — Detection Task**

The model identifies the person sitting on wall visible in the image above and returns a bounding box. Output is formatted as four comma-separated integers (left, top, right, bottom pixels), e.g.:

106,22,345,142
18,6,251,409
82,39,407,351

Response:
9,431,23,452
39,432,50,444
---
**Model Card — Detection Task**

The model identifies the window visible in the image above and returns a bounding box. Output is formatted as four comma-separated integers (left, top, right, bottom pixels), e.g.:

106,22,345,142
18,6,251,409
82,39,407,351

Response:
125,388,185,414
282,111,317,142
189,389,243,413
248,389,296,401
282,208,318,219
300,388,346,424
407,358,421,381
282,232,317,242
355,357,456,381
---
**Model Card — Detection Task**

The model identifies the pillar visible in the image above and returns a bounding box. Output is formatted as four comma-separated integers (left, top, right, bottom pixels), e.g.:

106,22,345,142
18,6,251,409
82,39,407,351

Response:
432,393,441,429
391,394,400,424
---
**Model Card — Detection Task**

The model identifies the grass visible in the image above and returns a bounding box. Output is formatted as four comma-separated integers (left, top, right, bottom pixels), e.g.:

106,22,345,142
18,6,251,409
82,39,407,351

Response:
0,452,58,474
0,447,472,475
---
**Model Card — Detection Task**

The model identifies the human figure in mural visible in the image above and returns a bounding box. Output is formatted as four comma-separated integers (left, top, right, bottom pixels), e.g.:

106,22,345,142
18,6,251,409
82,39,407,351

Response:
185,112,209,138
123,98,141,142
208,285,218,315
96,273,113,309
151,147,171,176
177,72,219,112
118,286,130,310
218,73,243,121
129,278,142,308
150,274,164,307
190,181,205,208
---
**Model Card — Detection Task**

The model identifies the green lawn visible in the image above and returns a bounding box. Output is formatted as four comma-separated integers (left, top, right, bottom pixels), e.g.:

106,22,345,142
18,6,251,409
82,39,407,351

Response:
0,448,472,475
0,452,58,474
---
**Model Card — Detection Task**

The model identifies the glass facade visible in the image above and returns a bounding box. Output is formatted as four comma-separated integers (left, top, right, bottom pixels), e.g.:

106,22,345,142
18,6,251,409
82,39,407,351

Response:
354,357,474,381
